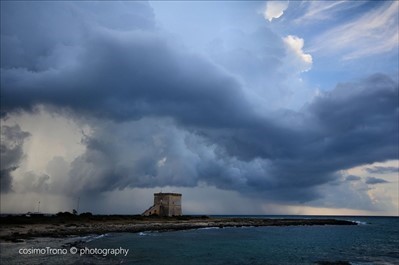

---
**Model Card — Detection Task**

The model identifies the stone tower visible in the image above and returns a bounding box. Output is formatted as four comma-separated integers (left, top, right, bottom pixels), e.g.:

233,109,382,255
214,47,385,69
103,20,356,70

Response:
142,193,182,216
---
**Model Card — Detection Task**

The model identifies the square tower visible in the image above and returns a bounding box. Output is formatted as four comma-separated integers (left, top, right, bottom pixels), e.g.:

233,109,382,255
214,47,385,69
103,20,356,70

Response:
143,192,182,216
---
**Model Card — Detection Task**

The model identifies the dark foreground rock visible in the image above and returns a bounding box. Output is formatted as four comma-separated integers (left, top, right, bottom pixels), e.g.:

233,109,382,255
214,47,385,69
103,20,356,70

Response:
0,215,356,242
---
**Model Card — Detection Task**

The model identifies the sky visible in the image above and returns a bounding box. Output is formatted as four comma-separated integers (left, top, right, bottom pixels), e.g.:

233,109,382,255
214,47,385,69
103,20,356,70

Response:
1,1,398,216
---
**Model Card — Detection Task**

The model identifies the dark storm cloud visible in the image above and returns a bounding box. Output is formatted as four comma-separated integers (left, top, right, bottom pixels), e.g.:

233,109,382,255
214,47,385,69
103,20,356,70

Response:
365,177,389,185
0,1,155,71
1,31,256,131
16,172,50,193
305,74,398,168
1,2,398,204
205,74,398,200
0,125,30,192
365,166,398,174
345,175,361,182
63,73,398,202
65,119,201,195
1,2,255,129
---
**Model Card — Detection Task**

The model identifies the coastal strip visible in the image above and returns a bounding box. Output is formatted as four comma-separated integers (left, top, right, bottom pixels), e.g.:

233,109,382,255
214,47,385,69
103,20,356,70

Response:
0,215,356,242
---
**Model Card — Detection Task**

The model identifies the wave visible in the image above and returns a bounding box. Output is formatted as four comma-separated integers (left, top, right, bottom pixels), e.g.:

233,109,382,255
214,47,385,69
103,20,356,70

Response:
76,233,108,242
196,227,219,230
138,231,159,236
346,220,367,225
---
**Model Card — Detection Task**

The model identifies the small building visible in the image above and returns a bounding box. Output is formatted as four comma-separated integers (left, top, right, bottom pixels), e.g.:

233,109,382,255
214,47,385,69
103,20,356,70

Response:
142,193,182,217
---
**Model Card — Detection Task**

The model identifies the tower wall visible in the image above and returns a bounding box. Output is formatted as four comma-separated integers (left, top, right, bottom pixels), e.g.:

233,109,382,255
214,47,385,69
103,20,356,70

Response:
143,193,182,216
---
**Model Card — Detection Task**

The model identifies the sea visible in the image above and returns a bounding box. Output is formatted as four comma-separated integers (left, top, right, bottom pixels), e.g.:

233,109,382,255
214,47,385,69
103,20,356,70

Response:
1,216,398,265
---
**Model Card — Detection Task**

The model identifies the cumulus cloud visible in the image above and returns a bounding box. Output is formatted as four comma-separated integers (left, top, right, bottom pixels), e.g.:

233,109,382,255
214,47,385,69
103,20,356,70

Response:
365,177,389,185
283,35,312,72
0,125,30,192
264,1,289,22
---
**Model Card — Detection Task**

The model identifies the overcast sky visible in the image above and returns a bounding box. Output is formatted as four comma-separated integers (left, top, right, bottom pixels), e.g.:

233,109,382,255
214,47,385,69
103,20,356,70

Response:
1,1,398,216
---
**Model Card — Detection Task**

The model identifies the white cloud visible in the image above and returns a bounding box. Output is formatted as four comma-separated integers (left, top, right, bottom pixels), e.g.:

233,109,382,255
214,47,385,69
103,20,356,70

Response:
157,157,167,167
310,1,399,60
283,35,312,72
295,0,362,23
264,1,289,22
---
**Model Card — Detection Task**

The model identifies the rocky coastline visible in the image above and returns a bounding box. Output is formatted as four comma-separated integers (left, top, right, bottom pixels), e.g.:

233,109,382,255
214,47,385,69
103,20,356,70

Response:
0,215,356,242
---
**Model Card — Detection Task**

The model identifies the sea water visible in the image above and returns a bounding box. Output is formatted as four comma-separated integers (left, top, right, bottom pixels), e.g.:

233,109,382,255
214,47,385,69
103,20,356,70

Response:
1,216,398,265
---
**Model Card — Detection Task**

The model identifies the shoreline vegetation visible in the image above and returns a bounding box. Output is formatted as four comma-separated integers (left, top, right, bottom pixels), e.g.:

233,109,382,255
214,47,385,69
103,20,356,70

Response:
0,214,356,242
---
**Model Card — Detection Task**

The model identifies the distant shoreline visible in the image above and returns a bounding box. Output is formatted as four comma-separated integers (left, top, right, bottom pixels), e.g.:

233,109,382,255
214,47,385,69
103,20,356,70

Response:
0,215,356,242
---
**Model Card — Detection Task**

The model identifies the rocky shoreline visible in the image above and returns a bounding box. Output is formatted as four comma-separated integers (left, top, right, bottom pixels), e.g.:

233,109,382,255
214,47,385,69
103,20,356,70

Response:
0,215,356,242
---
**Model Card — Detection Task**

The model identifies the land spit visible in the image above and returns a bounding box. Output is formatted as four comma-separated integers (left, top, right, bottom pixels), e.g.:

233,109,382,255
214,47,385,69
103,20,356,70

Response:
0,215,356,242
